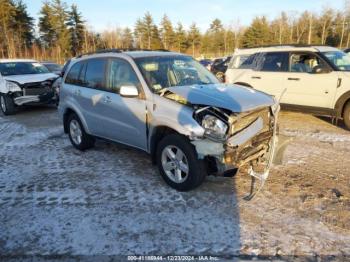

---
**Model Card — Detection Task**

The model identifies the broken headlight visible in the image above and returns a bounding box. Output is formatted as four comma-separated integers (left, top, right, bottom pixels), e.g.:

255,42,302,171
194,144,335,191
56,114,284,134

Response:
6,81,21,92
201,115,228,140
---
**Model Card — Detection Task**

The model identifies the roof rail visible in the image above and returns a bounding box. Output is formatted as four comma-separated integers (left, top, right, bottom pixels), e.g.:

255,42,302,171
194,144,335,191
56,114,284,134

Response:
244,44,330,49
76,48,170,58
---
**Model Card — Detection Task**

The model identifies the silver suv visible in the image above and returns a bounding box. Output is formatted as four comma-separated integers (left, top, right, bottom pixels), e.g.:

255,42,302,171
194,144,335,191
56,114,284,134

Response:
58,49,279,193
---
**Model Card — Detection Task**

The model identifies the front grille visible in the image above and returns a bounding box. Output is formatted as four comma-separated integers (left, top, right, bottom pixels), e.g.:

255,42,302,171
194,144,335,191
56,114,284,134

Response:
23,87,50,96
231,107,270,135
22,80,54,96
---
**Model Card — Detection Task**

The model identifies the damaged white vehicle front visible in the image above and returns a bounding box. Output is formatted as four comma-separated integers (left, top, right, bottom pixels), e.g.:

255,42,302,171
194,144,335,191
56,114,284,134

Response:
0,59,59,115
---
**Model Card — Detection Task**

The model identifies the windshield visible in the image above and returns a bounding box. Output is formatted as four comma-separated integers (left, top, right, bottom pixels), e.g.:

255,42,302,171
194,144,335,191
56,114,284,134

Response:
44,63,62,72
322,51,350,71
135,55,219,93
0,62,50,76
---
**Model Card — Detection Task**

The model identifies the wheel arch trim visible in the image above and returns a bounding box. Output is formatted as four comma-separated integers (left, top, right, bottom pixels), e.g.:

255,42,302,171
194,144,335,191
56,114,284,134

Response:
335,91,350,118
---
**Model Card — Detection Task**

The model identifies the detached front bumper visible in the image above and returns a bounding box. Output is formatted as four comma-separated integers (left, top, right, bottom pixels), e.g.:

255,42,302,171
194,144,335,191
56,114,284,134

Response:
13,90,57,106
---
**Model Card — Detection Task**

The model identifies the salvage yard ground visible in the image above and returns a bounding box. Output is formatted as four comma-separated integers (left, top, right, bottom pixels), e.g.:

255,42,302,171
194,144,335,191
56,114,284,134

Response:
0,107,349,260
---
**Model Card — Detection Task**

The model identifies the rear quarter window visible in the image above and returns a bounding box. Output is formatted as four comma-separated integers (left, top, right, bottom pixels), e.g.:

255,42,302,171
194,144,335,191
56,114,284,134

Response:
238,54,258,69
65,62,82,85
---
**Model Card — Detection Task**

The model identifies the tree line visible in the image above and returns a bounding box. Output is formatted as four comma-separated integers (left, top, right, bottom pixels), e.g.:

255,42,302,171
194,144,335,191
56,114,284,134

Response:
1,0,350,64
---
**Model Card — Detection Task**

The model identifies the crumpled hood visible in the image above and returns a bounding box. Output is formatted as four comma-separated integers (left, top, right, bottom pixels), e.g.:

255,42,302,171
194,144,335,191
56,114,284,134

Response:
168,84,275,113
4,73,58,85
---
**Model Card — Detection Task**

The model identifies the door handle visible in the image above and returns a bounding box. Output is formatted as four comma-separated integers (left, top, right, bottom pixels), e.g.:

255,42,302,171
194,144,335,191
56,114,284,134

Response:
103,96,112,103
74,89,81,95
251,76,261,79
288,78,300,81
337,78,342,88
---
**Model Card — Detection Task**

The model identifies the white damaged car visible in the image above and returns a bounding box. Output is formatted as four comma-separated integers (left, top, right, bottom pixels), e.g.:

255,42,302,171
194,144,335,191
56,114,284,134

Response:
0,59,59,115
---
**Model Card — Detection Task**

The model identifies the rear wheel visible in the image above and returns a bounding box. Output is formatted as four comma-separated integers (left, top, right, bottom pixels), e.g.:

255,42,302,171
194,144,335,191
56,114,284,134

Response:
343,101,350,130
67,113,95,150
0,94,16,115
156,134,207,191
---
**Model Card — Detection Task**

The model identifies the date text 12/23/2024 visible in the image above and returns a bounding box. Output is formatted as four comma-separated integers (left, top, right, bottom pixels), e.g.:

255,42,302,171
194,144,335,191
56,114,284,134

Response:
127,255,220,261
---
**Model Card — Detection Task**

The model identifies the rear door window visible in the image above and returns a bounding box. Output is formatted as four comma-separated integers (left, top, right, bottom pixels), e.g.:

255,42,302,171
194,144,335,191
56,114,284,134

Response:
259,52,289,72
85,58,107,89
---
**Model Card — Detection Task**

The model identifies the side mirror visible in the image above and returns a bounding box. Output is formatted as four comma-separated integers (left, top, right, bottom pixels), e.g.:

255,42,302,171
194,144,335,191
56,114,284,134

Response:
119,85,139,98
59,71,65,77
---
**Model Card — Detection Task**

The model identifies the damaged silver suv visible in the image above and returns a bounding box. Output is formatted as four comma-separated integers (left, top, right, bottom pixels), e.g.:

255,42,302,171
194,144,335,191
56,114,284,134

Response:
58,49,279,194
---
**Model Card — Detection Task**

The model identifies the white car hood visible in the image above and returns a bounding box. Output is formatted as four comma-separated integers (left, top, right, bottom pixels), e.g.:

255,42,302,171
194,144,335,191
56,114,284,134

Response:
3,73,58,85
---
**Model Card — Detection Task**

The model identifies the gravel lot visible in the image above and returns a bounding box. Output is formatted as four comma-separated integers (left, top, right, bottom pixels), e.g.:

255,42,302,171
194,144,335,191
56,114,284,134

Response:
0,106,349,261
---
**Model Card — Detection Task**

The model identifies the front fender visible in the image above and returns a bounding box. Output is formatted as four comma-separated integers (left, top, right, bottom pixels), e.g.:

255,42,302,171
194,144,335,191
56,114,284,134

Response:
150,95,205,138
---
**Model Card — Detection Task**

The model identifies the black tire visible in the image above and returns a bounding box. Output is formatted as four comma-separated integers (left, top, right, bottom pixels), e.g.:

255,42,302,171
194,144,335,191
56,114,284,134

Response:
156,134,207,191
67,113,95,150
344,101,350,130
0,94,16,115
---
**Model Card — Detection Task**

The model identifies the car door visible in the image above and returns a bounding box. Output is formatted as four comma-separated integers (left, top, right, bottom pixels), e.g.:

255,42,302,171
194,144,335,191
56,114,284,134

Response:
249,52,289,98
98,57,147,150
282,52,339,109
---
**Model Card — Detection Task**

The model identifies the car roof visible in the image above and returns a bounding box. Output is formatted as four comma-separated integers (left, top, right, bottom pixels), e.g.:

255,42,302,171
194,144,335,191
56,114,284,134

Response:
124,51,184,58
232,45,341,55
0,59,37,63
41,61,59,64
74,50,186,61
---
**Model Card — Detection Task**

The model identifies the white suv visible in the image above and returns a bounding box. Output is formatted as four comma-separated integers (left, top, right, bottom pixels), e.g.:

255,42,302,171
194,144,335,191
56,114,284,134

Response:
225,45,350,130
0,59,59,115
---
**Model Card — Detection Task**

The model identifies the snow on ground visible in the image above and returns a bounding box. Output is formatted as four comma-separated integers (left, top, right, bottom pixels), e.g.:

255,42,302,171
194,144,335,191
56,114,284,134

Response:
0,108,349,261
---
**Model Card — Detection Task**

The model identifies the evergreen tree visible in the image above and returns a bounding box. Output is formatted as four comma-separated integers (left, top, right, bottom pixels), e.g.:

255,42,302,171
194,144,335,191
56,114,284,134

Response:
134,18,144,48
187,22,201,56
38,1,56,47
142,12,155,49
242,16,271,47
175,22,188,53
122,27,134,48
159,14,175,50
0,0,17,57
208,18,225,55
51,0,69,56
134,12,161,49
12,0,34,48
67,4,85,56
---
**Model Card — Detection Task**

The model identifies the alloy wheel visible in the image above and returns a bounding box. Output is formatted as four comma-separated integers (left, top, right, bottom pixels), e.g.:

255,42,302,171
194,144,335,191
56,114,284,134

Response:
161,145,189,183
69,119,82,145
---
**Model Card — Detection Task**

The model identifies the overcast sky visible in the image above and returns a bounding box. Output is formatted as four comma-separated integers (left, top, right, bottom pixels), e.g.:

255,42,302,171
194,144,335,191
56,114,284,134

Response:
25,0,345,32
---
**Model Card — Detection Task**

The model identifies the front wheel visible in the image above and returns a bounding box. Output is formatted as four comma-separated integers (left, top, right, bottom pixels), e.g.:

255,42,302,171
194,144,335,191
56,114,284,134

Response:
344,101,350,130
156,134,207,191
0,94,16,115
